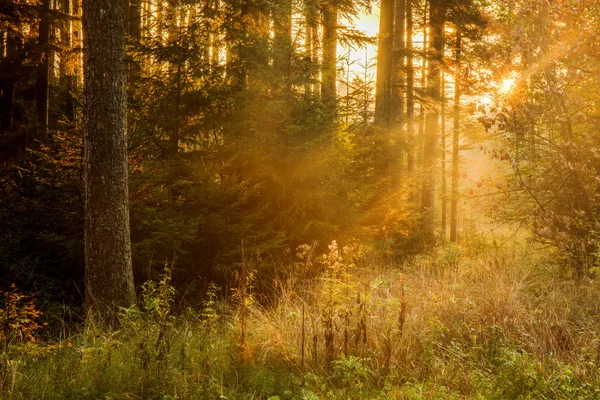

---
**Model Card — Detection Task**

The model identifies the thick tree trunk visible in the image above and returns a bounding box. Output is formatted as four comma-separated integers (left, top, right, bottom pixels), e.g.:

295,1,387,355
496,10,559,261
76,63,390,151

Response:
420,0,444,242
36,0,50,141
450,31,461,243
374,0,394,125
83,0,136,323
321,3,337,112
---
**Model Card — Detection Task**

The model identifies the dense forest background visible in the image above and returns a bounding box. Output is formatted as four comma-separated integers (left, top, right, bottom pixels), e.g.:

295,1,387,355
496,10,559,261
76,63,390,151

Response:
2,0,600,398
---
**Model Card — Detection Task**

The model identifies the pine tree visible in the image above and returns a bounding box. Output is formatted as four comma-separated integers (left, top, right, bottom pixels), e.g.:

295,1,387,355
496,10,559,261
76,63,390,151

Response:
83,0,136,323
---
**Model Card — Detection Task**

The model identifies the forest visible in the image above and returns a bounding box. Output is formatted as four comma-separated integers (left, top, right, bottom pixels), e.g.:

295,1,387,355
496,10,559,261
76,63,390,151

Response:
2,0,600,398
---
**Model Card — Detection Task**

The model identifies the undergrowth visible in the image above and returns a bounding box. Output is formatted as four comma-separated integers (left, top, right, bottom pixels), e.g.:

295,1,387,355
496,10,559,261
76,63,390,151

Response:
3,237,600,399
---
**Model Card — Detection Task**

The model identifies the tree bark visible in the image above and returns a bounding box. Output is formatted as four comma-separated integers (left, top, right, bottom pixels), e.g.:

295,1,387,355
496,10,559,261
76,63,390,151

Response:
321,2,337,112
392,0,405,127
311,11,320,96
305,4,314,95
375,0,394,125
420,0,444,242
417,2,427,176
210,0,221,69
0,29,19,133
406,0,414,173
36,0,50,141
83,0,136,323
440,70,446,237
450,31,460,243
60,0,76,122
273,0,292,80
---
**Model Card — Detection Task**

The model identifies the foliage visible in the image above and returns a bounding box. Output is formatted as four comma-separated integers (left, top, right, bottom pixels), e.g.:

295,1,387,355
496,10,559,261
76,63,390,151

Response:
0,284,45,348
482,0,600,276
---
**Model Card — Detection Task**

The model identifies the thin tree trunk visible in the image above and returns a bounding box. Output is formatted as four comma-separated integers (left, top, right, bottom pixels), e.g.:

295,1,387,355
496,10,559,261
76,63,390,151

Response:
0,29,19,133
450,30,461,243
375,0,394,125
416,2,427,201
273,0,292,81
211,0,220,68
406,0,414,173
305,5,313,94
129,0,141,39
321,2,337,112
441,71,446,237
420,0,444,242
60,0,75,122
392,0,405,127
83,0,136,324
311,18,320,96
0,30,4,58
37,0,50,141
227,0,247,90
72,0,82,87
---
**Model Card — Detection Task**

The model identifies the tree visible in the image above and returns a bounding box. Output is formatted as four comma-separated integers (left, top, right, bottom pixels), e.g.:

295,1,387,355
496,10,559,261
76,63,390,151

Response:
450,30,460,243
406,0,414,173
83,0,136,322
440,70,446,236
374,0,394,125
488,0,600,275
391,0,405,129
273,0,292,80
420,0,445,242
36,0,50,142
321,0,338,112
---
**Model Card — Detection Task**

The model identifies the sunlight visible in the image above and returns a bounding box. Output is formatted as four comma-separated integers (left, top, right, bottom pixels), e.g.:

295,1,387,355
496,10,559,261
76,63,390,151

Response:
500,77,515,94
481,95,493,106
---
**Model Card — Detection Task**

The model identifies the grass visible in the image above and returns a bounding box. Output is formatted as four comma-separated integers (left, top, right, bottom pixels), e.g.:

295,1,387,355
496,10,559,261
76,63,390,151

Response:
3,236,600,399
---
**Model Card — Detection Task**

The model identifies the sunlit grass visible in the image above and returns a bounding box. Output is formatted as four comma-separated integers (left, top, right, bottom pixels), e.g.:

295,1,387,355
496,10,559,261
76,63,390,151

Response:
3,236,600,399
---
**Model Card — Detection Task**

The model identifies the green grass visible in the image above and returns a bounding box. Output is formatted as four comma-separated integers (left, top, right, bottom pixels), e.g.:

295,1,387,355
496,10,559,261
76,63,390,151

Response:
3,239,600,399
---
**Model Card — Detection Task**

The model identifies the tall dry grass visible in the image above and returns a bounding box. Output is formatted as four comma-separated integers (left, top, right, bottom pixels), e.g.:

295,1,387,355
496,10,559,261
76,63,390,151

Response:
3,237,600,399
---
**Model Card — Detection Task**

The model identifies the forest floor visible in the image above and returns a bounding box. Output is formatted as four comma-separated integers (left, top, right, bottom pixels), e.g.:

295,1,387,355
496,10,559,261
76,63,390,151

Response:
3,233,600,399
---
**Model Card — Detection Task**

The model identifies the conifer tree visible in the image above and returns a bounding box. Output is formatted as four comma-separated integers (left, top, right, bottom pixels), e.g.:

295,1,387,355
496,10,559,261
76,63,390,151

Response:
83,0,136,322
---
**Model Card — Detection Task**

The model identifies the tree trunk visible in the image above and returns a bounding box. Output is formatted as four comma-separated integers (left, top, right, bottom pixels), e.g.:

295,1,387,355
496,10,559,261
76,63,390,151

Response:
211,0,220,68
273,0,292,81
0,29,19,133
406,0,414,173
227,0,247,90
83,0,136,324
420,0,444,242
129,0,141,39
321,2,337,112
450,31,460,243
311,13,320,96
305,4,313,95
60,0,76,122
416,2,427,201
36,0,50,141
440,70,446,237
374,0,394,125
392,0,405,127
